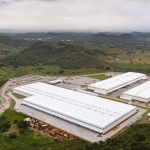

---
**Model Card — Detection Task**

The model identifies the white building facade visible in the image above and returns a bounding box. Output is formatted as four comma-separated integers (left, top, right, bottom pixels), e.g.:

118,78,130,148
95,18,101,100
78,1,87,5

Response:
88,72,147,95
121,81,150,103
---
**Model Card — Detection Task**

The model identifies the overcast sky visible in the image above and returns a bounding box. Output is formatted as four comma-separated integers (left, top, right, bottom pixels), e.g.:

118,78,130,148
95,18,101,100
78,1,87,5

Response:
0,0,150,32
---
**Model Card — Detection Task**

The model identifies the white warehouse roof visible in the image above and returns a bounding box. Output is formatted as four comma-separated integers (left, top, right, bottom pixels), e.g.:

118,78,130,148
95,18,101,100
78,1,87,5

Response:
88,72,147,95
121,81,150,103
14,82,136,133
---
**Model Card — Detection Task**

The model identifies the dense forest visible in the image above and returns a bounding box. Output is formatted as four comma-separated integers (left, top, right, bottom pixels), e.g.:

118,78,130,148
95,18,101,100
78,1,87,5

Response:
85,124,150,150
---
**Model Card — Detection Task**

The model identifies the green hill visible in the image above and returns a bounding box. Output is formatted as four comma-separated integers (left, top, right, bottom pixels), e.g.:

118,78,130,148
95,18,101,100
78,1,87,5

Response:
1,41,110,70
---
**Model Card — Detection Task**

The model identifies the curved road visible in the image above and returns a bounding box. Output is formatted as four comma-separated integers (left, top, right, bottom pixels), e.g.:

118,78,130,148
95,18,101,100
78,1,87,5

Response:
0,81,11,115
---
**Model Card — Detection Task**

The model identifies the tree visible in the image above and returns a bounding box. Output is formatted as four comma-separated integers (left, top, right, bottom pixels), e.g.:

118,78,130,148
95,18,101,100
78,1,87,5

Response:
135,133,146,142
17,121,28,129
58,69,65,74
9,132,17,138
13,65,18,70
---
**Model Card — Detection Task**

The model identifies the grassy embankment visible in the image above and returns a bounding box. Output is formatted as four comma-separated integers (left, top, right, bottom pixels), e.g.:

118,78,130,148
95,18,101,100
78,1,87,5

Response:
12,93,26,99
9,100,16,109
0,65,105,81
88,74,111,80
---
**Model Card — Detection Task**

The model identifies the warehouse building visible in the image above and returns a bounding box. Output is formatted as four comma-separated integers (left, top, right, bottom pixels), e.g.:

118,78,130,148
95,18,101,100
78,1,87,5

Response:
13,82,137,134
88,72,147,95
121,81,150,103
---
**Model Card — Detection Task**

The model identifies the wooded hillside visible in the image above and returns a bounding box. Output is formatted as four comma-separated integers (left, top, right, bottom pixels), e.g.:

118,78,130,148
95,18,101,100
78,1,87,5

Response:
1,41,110,70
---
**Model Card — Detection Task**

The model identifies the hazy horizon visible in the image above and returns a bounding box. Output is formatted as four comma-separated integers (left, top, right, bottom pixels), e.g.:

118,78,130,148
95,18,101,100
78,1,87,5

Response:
0,0,150,32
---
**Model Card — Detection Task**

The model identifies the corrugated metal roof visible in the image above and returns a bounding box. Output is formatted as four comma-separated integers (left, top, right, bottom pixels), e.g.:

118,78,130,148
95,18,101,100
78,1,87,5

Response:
89,72,146,91
14,82,136,133
123,80,150,100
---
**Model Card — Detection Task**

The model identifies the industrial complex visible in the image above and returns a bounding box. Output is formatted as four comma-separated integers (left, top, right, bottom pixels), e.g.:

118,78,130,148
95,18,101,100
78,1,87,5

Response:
121,80,150,103
0,72,147,142
88,72,147,95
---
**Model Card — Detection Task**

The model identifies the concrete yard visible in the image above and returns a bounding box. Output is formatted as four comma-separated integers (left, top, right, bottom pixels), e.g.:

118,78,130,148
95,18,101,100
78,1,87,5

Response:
64,76,99,86
55,83,80,90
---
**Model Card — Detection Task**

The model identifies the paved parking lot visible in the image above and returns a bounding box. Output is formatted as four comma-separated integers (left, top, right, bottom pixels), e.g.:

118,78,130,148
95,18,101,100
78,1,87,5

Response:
64,76,99,86
56,83,80,90
7,92,23,110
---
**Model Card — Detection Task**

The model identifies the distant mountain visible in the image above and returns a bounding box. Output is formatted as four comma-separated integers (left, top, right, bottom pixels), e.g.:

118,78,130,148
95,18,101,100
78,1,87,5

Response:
131,31,143,36
92,32,150,42
118,33,134,41
45,32,92,41
2,31,150,43
0,36,31,47
131,31,150,36
119,33,133,38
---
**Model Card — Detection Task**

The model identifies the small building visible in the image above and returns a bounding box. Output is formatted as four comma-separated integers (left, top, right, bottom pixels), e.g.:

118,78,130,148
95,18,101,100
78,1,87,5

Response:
55,135,65,142
55,129,60,134
60,131,65,135
69,134,74,140
118,50,128,57
24,117,31,122
48,130,56,136
47,79,63,85
33,123,39,129
1,47,9,51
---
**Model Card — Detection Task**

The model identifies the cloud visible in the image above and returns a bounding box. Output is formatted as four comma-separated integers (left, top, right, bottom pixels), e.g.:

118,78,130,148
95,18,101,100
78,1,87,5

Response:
0,0,22,5
0,0,150,31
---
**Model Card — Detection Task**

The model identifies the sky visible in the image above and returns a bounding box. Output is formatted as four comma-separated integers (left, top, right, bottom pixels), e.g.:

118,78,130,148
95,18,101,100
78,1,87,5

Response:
0,0,150,32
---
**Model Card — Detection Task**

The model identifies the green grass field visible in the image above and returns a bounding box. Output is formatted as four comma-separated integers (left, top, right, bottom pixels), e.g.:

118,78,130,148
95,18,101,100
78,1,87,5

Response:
12,93,26,99
109,50,150,64
0,65,104,82
9,100,16,109
81,85,88,88
88,74,111,80
132,104,150,122
2,109,25,125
